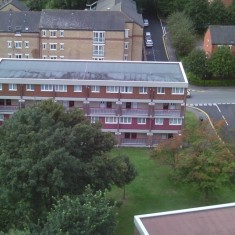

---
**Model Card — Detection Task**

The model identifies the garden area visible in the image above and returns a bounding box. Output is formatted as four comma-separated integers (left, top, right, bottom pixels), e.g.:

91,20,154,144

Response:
110,112,235,235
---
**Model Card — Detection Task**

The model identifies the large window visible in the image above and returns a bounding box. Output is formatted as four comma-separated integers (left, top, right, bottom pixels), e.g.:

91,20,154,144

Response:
93,31,105,43
120,86,133,93
119,117,132,124
50,30,57,37
26,84,35,91
172,87,184,94
50,43,57,50
93,45,104,56
15,41,22,49
74,85,82,92
137,118,146,124
155,118,164,125
105,117,118,124
106,86,119,93
55,85,67,92
139,87,147,94
169,118,182,125
91,86,100,93
41,84,53,91
91,116,99,123
157,87,165,94
9,84,17,91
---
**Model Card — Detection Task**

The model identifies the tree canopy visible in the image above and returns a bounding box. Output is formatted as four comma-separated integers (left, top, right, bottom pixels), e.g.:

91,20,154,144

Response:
0,100,136,231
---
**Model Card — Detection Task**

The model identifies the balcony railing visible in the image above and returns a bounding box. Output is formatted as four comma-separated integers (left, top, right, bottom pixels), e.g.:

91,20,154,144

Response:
0,105,19,112
122,108,148,116
120,138,147,146
154,109,181,117
89,107,116,115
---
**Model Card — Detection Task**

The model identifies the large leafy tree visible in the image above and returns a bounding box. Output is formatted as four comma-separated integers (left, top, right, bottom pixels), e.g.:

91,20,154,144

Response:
182,49,208,79
0,100,136,231
167,12,196,56
184,0,209,32
207,46,235,79
37,186,117,235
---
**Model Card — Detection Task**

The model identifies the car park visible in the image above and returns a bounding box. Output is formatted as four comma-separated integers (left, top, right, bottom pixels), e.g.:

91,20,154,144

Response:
143,19,149,27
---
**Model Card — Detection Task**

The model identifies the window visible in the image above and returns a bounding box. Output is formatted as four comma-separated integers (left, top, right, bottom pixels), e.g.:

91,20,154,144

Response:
7,41,12,48
0,83,2,90
157,87,165,94
50,43,57,50
137,118,146,124
91,116,99,123
139,87,147,94
155,118,164,125
15,54,22,59
25,54,29,59
124,42,128,49
124,54,128,61
42,30,46,37
24,41,29,48
93,31,105,43
105,117,117,124
9,84,17,91
124,29,129,38
119,117,132,124
120,86,133,93
106,86,119,93
93,57,104,61
0,114,4,121
50,30,57,37
169,118,182,125
8,53,12,58
93,45,104,56
172,87,184,94
42,43,47,50
26,84,35,91
41,84,53,91
55,85,67,92
50,56,57,60
60,43,64,50
74,85,82,92
91,86,100,93
15,41,22,49
60,30,64,37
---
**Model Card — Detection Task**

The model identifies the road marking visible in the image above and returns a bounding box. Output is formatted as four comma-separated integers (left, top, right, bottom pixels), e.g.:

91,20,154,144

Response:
215,104,229,126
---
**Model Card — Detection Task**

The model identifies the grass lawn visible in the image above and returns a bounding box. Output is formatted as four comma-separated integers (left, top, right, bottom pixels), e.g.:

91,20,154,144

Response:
109,112,235,235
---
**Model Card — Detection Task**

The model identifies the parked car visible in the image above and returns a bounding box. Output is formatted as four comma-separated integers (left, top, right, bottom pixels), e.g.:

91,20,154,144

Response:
145,31,151,39
143,19,149,27
145,37,153,47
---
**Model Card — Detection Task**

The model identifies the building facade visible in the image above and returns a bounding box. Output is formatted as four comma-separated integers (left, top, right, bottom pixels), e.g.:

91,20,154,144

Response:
203,25,235,56
0,0,143,61
0,59,188,147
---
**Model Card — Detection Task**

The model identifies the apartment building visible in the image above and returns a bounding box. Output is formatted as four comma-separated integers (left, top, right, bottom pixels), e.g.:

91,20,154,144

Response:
0,59,188,147
0,0,143,61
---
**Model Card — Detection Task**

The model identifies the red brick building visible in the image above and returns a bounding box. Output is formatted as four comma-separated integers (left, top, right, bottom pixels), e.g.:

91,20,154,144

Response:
203,25,235,56
0,59,188,147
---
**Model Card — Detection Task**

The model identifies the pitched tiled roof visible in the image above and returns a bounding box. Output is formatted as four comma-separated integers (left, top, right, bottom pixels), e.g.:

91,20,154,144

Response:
0,0,29,11
96,0,143,27
209,25,235,45
39,10,129,30
0,11,41,33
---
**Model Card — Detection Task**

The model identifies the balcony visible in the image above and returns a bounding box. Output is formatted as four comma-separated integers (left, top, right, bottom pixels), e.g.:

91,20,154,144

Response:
120,138,147,146
89,107,116,115
0,105,19,113
154,109,181,117
122,108,148,116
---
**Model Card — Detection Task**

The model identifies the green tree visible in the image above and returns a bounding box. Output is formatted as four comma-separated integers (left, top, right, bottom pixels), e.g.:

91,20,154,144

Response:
207,46,235,79
182,49,208,79
38,186,117,235
184,0,209,32
0,100,136,231
167,12,196,57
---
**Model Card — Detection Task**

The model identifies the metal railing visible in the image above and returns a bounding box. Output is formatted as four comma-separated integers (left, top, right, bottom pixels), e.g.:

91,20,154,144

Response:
89,107,116,115
122,108,148,116
154,109,181,117
0,105,19,112
120,138,147,145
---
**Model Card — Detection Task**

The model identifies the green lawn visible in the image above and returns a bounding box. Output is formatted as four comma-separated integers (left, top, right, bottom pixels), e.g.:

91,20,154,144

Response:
109,112,235,235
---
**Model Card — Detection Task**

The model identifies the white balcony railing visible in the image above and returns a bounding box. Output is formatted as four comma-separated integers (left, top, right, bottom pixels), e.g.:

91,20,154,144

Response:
154,109,181,117
120,138,147,145
89,107,116,115
0,105,19,112
122,108,148,116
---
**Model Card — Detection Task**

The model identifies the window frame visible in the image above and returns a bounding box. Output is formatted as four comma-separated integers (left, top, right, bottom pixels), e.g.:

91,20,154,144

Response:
155,118,164,125
60,43,64,50
7,41,12,48
49,30,57,37
106,86,119,93
169,118,182,125
60,30,64,37
50,43,57,50
9,84,17,91
172,87,184,95
93,44,104,56
41,84,53,91
91,116,99,123
42,30,46,37
139,87,148,94
74,85,82,92
157,87,165,94
91,86,100,93
14,41,22,49
55,85,67,92
119,117,132,124
24,41,29,48
120,86,133,94
93,31,105,43
137,118,146,124
105,116,118,124
26,84,35,91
